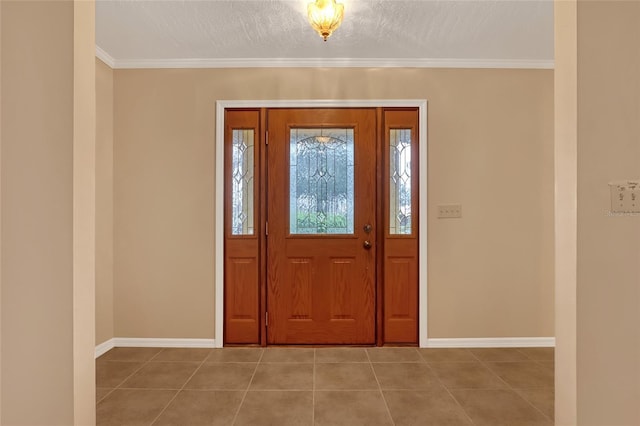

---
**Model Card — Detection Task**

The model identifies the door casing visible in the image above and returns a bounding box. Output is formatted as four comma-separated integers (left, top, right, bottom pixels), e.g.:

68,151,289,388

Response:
215,100,428,347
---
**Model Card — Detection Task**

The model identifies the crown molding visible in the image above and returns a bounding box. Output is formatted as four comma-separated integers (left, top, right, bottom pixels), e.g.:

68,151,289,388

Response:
94,49,554,70
95,45,116,68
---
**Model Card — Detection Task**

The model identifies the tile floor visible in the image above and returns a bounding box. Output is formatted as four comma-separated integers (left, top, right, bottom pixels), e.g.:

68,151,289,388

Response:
96,346,554,426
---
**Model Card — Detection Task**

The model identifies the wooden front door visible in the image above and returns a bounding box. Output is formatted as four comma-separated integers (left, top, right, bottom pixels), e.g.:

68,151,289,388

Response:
223,106,419,346
266,109,377,344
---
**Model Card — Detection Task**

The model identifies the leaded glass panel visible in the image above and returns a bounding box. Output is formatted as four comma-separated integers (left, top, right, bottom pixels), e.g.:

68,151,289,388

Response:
289,128,354,235
389,129,412,235
231,129,254,235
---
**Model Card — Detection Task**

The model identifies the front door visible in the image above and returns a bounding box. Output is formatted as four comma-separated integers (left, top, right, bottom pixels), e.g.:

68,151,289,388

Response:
266,108,377,344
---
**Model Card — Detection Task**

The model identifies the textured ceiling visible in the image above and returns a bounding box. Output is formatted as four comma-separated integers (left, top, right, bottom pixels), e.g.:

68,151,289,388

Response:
96,0,554,68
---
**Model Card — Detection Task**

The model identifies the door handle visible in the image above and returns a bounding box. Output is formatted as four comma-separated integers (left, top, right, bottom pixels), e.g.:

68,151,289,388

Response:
363,240,372,250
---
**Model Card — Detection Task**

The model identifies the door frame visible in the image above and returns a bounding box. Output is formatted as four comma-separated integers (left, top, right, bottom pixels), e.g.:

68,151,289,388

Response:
214,99,428,347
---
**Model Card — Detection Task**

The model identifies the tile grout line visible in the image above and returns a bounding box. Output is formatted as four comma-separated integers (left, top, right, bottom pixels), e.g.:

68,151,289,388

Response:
95,388,116,405
426,348,478,426
414,348,480,425
511,388,555,424
366,348,396,426
147,348,164,362
468,349,515,389
97,346,554,425
516,347,557,373
148,349,212,426
473,349,555,424
510,349,556,423
230,348,265,426
438,381,479,426
95,348,169,422
106,348,165,392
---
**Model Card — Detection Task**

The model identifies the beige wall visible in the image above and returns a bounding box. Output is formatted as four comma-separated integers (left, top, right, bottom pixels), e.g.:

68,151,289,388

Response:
72,1,96,423
113,67,554,340
96,58,114,346
0,0,3,419
556,1,640,424
1,2,75,422
1,1,95,424
575,1,640,424
554,0,578,423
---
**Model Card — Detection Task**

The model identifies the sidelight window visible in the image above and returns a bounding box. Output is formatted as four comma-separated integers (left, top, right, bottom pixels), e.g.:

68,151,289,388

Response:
231,129,255,235
389,129,412,235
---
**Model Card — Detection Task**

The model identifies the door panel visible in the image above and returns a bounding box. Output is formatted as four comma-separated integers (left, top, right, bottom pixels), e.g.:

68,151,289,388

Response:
224,110,262,344
383,110,419,343
267,108,377,344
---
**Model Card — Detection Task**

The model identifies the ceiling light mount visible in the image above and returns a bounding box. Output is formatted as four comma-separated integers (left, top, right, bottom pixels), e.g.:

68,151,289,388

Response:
307,0,344,42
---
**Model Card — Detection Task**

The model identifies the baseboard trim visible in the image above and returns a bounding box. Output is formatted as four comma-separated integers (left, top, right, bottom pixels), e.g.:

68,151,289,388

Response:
95,338,218,358
425,337,555,348
95,336,553,358
113,338,217,349
95,339,115,358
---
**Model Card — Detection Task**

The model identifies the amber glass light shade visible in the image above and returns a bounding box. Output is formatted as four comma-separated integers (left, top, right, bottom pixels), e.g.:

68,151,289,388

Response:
307,0,344,41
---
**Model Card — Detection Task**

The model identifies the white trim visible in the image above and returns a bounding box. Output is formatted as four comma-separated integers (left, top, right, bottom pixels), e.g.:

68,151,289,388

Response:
214,101,225,349
95,336,554,358
426,337,556,348
101,55,554,70
95,338,218,358
113,338,217,349
95,339,115,358
217,99,425,109
95,45,116,68
418,102,429,347
215,99,428,348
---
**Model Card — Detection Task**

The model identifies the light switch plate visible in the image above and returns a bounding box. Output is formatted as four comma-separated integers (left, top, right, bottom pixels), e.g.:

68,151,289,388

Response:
438,204,462,218
609,181,640,213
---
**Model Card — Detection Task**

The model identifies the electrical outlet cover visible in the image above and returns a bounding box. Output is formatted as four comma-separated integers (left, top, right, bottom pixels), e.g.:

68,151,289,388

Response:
609,180,640,213
438,204,462,218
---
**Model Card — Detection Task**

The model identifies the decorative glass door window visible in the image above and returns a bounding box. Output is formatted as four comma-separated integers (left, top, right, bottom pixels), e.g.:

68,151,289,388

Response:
389,129,412,235
289,128,355,234
231,129,255,235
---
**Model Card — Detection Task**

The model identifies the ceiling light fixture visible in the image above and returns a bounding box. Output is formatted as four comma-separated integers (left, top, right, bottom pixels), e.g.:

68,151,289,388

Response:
307,0,344,42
